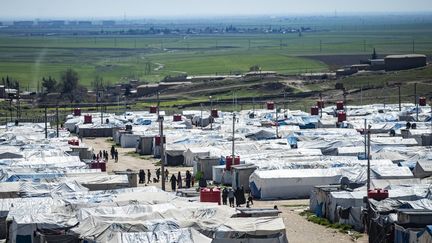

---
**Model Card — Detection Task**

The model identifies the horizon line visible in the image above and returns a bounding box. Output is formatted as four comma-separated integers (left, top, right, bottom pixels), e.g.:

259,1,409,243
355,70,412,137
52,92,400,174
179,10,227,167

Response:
2,11,432,21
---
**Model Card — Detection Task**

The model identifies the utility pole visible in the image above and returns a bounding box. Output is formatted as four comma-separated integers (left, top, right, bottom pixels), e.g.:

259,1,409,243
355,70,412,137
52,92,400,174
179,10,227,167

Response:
209,96,213,130
157,92,165,191
364,119,367,160
56,106,59,138
200,103,203,129
232,113,236,158
398,85,401,111
343,88,347,112
275,105,279,138
415,83,418,121
367,124,371,191
44,106,48,139
101,104,103,125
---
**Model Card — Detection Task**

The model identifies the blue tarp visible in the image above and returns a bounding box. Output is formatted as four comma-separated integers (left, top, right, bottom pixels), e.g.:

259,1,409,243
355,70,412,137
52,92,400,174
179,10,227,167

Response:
6,173,64,182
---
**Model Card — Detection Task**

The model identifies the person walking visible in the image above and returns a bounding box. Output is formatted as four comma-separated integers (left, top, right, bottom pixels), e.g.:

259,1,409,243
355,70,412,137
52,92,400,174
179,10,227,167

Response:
247,192,254,206
228,188,235,207
165,169,169,182
156,168,161,181
238,186,246,206
222,188,228,205
185,170,191,188
110,145,115,160
138,169,145,184
191,175,195,187
114,149,118,162
177,171,182,189
234,188,241,207
147,169,151,183
170,174,177,191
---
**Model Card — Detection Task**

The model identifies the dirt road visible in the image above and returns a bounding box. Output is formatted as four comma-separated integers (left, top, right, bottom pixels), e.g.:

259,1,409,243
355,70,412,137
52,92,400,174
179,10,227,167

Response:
83,137,367,243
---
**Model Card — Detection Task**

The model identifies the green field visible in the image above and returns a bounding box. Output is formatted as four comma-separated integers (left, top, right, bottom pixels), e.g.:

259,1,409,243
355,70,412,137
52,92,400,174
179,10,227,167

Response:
1,17,432,89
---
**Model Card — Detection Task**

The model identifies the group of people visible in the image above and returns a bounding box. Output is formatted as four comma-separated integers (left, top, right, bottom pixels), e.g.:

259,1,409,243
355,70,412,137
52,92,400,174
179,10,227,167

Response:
222,186,253,208
92,150,111,161
138,169,152,184
170,170,194,191
110,145,119,163
139,168,170,185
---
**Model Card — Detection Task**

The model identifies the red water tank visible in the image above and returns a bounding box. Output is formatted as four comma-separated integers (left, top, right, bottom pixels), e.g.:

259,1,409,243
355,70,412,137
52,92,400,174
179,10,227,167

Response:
154,135,166,146
84,115,92,124
419,97,427,106
150,106,157,113
200,188,221,205
69,138,79,146
173,114,182,122
368,188,389,201
336,101,344,110
211,109,219,118
226,155,240,170
90,161,106,172
337,111,346,122
266,101,275,110
311,106,319,115
73,108,81,116
317,100,325,109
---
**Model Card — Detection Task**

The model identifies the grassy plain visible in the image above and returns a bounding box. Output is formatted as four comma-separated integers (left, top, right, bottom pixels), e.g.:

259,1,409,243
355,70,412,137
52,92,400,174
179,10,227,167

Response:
1,18,432,89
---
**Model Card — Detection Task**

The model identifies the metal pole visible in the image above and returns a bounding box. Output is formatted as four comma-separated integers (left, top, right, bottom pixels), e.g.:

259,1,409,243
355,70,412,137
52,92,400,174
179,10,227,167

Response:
210,96,213,130
364,119,367,159
56,106,59,138
157,92,165,191
275,105,279,138
360,85,363,106
367,124,371,191
415,83,418,121
284,92,286,110
101,105,103,124
200,104,203,129
398,85,401,111
160,115,165,191
44,106,48,139
232,113,235,157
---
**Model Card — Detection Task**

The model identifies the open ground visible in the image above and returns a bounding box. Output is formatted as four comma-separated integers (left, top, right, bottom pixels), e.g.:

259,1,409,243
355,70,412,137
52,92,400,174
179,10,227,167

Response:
84,137,368,243
1,17,432,89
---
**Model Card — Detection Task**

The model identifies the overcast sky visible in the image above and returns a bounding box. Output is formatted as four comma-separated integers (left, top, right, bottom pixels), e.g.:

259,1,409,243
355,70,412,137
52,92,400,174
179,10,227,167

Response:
3,0,432,19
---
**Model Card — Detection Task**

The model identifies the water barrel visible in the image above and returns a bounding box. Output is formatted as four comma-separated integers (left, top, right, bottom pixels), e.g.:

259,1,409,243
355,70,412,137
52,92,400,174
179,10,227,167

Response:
200,188,221,205
73,108,81,116
368,188,389,201
337,111,346,122
266,101,275,110
173,114,182,121
336,101,344,110
150,106,157,113
419,97,426,106
225,155,240,170
311,106,319,115
84,114,92,124
211,109,219,118
154,135,166,146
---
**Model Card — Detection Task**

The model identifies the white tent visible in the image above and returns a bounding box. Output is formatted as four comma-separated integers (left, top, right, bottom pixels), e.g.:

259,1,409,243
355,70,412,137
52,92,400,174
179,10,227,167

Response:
250,168,343,199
